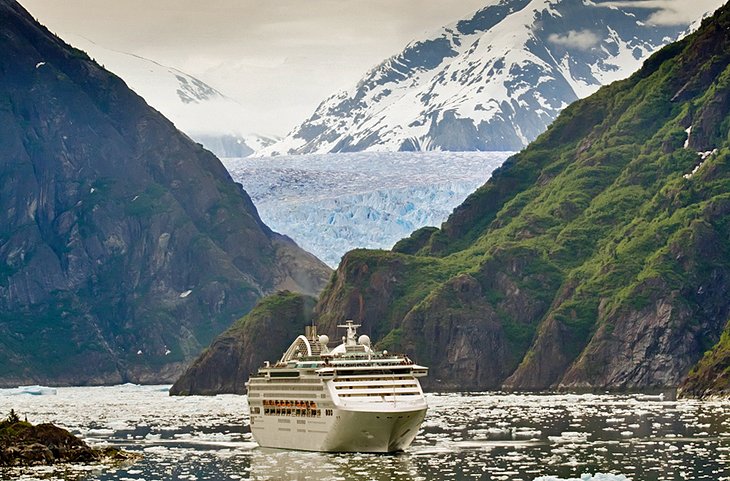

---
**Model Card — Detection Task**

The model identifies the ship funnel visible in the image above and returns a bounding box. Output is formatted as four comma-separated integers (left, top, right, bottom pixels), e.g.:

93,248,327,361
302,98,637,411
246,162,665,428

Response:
305,325,317,339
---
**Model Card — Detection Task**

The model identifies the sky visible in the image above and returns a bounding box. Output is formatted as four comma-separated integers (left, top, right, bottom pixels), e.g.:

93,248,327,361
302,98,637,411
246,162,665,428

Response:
20,0,724,136
21,0,486,135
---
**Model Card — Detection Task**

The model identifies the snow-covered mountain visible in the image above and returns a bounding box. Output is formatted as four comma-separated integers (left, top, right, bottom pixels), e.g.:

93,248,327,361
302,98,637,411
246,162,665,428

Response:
224,152,509,267
261,0,715,155
64,35,276,158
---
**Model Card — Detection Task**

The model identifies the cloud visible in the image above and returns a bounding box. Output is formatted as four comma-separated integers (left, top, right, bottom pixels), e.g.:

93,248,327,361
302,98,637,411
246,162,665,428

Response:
598,0,724,26
548,29,600,51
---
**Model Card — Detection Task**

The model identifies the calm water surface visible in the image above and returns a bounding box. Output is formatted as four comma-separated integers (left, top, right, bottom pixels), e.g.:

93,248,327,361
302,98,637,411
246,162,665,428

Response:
0,385,728,481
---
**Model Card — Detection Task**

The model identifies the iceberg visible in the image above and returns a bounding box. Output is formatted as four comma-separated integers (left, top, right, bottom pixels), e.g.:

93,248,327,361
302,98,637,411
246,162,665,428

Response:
533,475,630,481
0,385,58,396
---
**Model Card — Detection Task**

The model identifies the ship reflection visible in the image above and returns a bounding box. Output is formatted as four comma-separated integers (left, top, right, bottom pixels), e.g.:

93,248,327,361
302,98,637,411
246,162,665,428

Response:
250,447,422,480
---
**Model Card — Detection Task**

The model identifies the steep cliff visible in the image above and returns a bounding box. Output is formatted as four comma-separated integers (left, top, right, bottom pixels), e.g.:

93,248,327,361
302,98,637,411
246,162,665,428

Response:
170,291,315,395
0,0,330,386
678,320,730,399
313,2,730,392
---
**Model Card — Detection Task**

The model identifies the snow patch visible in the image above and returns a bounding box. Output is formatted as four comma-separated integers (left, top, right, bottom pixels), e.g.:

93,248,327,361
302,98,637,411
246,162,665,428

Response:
684,149,717,179
58,34,270,157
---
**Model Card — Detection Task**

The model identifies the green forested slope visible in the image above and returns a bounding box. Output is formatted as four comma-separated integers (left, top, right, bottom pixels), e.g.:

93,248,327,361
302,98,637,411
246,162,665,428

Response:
170,291,316,395
175,3,730,394
313,3,730,391
679,319,730,398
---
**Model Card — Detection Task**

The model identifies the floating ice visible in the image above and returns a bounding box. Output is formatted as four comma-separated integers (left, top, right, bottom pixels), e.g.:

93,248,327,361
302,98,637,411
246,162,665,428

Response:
0,385,57,396
548,431,590,443
0,388,727,480
534,474,630,481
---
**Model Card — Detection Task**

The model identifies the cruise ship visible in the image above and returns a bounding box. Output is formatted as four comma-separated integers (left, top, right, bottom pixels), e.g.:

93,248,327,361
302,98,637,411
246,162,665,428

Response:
246,320,428,453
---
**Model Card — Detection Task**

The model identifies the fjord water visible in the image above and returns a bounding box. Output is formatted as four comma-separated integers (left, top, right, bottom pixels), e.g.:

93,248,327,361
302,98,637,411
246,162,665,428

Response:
1,385,728,481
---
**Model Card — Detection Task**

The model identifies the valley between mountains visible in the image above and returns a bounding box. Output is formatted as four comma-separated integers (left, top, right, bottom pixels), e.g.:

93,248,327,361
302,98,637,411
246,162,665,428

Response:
175,2,730,397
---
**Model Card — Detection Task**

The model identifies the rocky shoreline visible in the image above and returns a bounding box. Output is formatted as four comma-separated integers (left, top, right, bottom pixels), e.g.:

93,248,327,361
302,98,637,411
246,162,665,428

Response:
0,410,140,467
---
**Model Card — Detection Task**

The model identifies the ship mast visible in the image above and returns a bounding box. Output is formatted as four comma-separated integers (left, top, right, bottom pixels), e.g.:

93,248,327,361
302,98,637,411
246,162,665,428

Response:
337,320,361,347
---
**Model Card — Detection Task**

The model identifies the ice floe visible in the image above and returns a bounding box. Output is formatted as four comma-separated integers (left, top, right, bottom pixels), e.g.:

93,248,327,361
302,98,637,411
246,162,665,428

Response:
0,387,728,480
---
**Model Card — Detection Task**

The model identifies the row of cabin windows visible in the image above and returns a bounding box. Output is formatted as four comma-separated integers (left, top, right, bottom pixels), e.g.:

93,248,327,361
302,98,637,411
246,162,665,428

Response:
264,399,318,409
323,369,413,375
264,407,322,417
249,384,324,391
318,360,414,368
251,406,342,414
334,376,415,382
259,399,334,417
334,383,417,390
338,392,421,398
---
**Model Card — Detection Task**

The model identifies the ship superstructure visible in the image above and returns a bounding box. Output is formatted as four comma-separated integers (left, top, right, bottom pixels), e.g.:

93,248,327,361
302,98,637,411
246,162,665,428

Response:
246,321,428,452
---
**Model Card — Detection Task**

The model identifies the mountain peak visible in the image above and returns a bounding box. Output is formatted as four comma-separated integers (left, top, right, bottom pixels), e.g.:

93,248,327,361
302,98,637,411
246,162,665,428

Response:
260,0,717,156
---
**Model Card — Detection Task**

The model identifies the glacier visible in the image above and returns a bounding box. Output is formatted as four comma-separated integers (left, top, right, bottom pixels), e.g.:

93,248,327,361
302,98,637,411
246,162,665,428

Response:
223,152,510,267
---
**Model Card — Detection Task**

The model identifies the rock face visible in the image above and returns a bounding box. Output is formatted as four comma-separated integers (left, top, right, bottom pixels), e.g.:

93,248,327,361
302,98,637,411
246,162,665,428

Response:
678,321,730,399
310,4,730,392
0,0,331,387
170,291,316,395
261,0,715,156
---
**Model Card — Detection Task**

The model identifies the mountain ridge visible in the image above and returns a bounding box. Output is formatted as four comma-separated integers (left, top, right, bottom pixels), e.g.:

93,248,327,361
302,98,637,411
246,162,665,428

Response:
169,291,316,395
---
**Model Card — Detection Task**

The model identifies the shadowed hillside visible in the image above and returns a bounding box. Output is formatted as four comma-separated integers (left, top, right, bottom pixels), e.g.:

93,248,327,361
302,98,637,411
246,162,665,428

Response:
0,0,330,386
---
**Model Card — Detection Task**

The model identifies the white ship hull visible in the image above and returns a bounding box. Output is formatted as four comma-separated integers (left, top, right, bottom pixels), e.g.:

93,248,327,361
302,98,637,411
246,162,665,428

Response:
247,321,429,453
250,406,427,453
